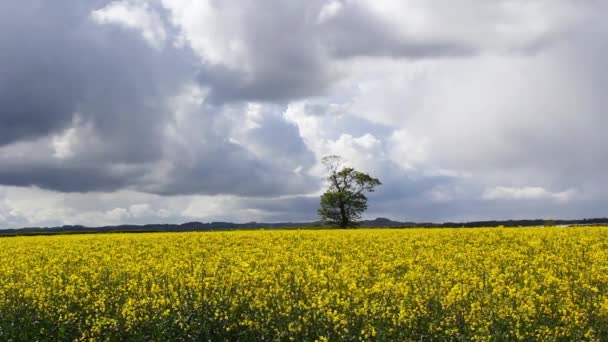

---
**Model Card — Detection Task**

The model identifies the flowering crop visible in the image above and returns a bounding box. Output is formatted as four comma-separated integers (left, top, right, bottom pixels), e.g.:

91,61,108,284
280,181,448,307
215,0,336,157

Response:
1,228,608,340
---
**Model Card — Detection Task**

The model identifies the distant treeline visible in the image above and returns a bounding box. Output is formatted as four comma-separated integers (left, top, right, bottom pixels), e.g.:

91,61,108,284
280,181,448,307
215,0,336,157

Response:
1,217,608,236
361,217,608,228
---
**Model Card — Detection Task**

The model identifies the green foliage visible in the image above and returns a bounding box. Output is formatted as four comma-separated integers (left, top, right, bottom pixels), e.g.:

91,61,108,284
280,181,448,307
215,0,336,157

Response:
318,156,381,228
544,220,557,227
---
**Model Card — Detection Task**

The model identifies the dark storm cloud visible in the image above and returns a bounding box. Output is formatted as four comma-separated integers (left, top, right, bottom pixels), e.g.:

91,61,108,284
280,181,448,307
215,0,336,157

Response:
186,0,479,104
191,0,336,103
198,63,336,104
146,140,314,196
144,103,319,196
0,0,191,150
0,1,89,145
0,160,135,192
0,0,318,196
318,2,478,59
0,0,195,192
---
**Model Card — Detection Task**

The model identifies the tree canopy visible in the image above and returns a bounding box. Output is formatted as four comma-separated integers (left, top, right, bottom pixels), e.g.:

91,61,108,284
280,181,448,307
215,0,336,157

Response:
318,156,381,228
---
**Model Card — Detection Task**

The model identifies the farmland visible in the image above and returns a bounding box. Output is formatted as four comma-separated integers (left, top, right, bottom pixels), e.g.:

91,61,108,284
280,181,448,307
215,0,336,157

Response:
1,228,608,341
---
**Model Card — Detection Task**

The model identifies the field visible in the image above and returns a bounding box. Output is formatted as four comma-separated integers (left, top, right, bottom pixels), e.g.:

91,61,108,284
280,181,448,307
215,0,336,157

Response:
1,228,608,341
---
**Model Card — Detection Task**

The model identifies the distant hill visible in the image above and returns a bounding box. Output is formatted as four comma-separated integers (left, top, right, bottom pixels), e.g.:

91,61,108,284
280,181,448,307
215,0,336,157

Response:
2,217,608,236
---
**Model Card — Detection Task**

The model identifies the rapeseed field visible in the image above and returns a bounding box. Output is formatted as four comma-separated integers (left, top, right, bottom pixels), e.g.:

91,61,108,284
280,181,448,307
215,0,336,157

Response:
1,228,608,341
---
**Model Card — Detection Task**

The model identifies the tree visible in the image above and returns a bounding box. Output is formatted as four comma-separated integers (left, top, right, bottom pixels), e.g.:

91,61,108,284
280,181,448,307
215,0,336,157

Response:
318,155,381,228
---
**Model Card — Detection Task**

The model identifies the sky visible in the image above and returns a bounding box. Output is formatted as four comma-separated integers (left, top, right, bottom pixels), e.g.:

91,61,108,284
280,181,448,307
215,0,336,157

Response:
0,0,607,228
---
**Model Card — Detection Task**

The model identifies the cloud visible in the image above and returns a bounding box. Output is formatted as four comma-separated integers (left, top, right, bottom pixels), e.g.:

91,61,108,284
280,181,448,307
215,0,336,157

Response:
162,0,337,103
483,186,578,202
163,0,548,103
139,92,318,196
92,0,168,48
2,0,608,228
0,0,191,191
0,0,317,198
317,1,343,24
317,1,477,59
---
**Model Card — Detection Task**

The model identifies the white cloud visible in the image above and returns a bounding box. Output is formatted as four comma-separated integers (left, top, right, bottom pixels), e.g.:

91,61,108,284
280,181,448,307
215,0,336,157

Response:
106,207,130,222
388,130,429,170
483,186,578,202
160,0,246,66
317,1,343,24
0,187,72,227
92,0,168,48
325,134,382,170
129,203,154,218
355,0,583,53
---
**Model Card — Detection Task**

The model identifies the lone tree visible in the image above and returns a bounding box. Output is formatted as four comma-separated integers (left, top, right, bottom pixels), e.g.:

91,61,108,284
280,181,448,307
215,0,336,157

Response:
318,155,381,228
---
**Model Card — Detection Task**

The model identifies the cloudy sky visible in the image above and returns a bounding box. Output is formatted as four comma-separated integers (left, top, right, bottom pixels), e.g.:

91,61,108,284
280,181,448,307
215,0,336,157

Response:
1,0,607,228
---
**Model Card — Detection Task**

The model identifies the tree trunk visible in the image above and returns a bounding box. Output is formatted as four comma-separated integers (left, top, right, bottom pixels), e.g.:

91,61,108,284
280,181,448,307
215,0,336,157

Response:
340,196,348,229
339,202,347,228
